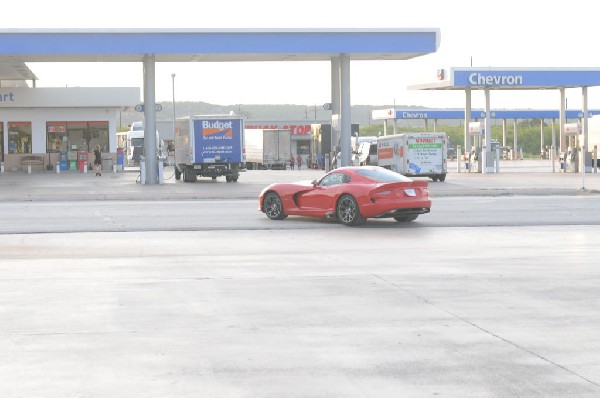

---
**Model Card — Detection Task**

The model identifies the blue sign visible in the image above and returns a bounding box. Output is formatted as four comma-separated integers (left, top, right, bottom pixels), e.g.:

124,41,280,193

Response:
193,118,243,163
393,109,600,120
395,110,486,119
453,69,600,88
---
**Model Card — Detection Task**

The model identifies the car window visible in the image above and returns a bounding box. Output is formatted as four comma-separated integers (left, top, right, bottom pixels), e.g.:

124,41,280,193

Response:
319,172,349,187
356,167,412,182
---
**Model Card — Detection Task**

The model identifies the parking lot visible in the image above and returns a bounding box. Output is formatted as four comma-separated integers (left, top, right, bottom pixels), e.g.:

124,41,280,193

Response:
1,160,599,397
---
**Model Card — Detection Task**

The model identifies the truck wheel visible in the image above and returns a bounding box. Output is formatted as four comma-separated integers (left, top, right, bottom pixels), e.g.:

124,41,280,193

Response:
394,215,418,222
336,194,366,226
438,174,446,182
175,168,181,180
183,169,196,183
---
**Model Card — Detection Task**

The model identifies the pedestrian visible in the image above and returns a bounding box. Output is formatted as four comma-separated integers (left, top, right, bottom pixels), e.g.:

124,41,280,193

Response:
93,145,102,176
296,154,303,170
290,155,295,170
317,153,324,170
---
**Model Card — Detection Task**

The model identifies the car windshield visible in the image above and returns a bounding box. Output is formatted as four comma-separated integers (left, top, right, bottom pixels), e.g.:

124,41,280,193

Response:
356,168,413,183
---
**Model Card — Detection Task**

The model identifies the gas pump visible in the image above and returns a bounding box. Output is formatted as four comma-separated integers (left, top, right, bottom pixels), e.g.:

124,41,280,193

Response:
77,139,88,172
469,146,482,173
564,123,580,173
60,137,68,170
566,146,579,173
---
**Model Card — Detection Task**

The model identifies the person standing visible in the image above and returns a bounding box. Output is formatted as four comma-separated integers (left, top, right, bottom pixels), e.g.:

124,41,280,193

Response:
93,145,102,176
290,155,295,170
296,154,303,170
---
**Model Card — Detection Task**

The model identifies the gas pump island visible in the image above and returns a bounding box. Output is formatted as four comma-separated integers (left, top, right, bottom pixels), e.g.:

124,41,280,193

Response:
408,67,600,174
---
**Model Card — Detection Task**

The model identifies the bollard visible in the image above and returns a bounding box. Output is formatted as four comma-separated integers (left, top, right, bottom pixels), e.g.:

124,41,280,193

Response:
158,159,164,184
84,163,88,173
495,147,500,173
27,164,32,174
56,163,60,174
1,162,4,173
457,145,461,173
140,160,146,185
594,145,598,174
113,164,117,173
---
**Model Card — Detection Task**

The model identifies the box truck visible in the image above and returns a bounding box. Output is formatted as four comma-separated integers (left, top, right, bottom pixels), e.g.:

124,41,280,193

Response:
245,128,291,170
378,132,448,181
174,115,245,182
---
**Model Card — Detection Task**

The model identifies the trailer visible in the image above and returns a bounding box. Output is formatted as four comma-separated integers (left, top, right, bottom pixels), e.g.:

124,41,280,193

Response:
245,128,291,170
174,115,245,182
377,132,448,181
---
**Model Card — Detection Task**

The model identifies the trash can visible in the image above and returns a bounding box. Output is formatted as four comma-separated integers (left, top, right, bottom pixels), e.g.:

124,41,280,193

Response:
116,148,124,170
102,156,113,171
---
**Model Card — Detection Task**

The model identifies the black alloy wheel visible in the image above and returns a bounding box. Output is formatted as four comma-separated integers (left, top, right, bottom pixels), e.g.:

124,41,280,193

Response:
336,194,366,226
264,192,287,220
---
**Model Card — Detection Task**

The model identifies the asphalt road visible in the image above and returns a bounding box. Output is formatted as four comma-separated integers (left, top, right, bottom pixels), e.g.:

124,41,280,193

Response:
0,195,599,234
1,195,600,397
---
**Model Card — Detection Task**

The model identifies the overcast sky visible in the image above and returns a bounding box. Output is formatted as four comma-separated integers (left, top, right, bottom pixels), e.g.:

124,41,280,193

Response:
4,0,600,110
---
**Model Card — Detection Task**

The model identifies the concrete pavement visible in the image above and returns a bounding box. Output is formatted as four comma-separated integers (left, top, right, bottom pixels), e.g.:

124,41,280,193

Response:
0,160,598,202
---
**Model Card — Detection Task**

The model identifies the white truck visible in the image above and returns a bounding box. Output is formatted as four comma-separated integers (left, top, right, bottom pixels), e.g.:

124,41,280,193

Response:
584,115,600,168
377,132,448,182
245,128,291,170
174,115,245,182
125,129,163,166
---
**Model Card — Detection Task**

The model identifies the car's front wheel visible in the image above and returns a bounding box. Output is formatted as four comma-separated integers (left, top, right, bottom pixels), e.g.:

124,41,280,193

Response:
336,194,366,226
264,192,287,220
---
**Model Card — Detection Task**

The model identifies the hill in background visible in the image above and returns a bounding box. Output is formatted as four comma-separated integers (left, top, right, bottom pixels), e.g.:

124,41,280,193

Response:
118,101,451,129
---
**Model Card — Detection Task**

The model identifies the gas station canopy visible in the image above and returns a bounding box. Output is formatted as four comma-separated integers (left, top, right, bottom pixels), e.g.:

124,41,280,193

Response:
0,28,442,183
0,28,440,63
409,67,600,91
408,67,600,174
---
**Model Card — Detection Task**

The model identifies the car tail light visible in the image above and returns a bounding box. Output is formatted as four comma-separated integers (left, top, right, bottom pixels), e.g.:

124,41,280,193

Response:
370,189,396,203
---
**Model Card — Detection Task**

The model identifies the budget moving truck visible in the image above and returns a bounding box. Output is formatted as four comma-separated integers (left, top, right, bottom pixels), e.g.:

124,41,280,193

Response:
174,115,245,182
377,132,448,181
245,128,291,170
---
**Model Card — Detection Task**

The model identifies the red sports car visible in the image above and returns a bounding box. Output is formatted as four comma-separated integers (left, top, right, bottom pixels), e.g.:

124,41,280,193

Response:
259,166,431,226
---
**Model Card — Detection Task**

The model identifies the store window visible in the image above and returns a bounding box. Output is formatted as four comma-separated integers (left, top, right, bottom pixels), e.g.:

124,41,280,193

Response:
8,122,32,154
67,121,88,151
61,121,109,152
47,122,67,153
88,121,109,151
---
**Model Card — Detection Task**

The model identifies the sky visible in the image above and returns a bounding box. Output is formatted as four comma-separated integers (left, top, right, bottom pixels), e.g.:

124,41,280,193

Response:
3,0,600,110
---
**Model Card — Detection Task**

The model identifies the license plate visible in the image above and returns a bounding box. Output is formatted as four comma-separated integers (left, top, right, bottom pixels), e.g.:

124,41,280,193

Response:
404,188,416,197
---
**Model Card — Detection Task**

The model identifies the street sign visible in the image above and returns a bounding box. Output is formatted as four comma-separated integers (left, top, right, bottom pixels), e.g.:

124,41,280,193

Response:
323,103,332,111
134,104,163,112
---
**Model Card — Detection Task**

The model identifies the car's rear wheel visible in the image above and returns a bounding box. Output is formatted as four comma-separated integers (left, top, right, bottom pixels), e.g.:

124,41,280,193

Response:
394,215,418,222
336,194,366,226
264,192,287,220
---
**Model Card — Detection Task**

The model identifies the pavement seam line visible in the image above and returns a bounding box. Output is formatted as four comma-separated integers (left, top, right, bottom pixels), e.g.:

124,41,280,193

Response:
372,273,600,388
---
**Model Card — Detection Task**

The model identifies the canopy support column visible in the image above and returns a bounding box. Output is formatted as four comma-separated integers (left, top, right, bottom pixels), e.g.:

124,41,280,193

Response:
340,54,351,167
143,54,157,185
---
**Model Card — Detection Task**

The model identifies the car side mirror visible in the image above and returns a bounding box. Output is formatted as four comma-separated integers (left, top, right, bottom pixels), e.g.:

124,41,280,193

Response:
311,180,318,187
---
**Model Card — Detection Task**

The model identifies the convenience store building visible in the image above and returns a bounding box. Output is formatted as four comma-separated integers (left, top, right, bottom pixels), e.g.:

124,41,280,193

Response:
0,87,139,171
